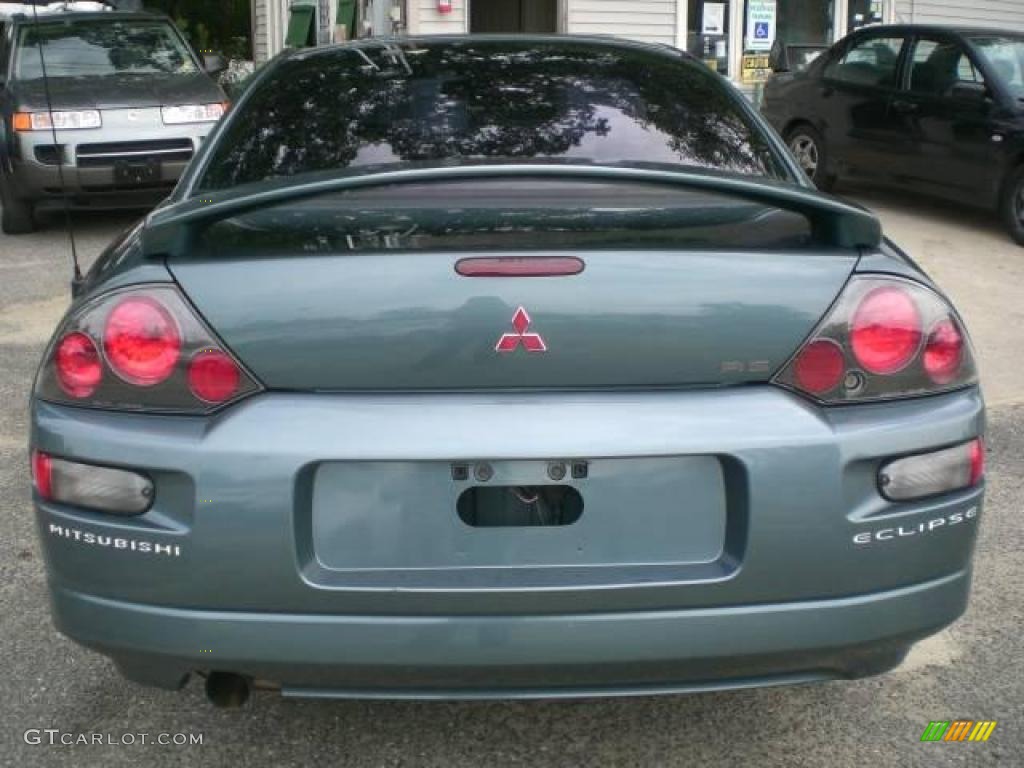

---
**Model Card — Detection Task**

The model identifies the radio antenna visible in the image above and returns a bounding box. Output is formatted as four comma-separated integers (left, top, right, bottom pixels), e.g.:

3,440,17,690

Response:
30,2,84,292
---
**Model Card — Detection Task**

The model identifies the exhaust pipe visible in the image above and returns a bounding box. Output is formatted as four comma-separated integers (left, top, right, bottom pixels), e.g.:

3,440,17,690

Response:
204,672,251,708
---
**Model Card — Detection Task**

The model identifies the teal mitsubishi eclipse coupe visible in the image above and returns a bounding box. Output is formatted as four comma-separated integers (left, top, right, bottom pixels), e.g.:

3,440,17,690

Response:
29,36,985,706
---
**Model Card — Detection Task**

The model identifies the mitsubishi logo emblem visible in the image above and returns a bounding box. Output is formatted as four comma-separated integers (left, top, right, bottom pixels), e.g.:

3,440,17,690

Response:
495,306,547,353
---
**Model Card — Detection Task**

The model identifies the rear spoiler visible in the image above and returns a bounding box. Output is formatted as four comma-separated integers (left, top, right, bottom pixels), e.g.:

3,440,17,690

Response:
142,165,882,256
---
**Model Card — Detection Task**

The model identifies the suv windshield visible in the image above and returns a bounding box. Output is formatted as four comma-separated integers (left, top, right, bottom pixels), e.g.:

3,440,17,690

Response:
16,19,197,79
198,40,784,191
971,36,1024,99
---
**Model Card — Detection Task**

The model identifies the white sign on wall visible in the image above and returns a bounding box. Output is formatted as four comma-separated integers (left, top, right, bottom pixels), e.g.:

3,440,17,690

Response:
746,0,777,52
702,3,725,35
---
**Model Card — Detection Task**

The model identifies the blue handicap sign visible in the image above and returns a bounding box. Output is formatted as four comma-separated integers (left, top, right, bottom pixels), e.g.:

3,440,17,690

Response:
754,21,771,39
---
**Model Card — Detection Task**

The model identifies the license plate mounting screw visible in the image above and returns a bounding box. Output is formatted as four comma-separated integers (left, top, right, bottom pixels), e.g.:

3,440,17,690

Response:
548,462,567,481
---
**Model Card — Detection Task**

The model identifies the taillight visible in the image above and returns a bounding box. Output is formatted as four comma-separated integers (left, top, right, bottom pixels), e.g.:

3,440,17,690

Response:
55,332,102,398
31,450,53,500
188,350,241,404
879,438,984,501
850,286,921,374
793,339,844,395
969,437,985,485
104,297,182,386
30,451,153,515
923,319,964,385
774,276,978,403
35,286,260,413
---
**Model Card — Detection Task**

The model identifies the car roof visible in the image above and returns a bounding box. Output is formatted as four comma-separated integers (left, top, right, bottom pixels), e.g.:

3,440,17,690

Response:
847,23,1024,41
289,33,690,64
1,9,165,23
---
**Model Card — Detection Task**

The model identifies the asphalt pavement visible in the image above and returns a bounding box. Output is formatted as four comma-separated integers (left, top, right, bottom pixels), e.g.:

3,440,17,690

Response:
0,198,1021,767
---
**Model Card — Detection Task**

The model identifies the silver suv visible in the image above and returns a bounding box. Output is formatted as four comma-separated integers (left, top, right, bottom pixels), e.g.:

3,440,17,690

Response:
0,6,227,233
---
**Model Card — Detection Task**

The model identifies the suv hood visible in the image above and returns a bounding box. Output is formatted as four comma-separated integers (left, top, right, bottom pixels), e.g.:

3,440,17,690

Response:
12,73,223,112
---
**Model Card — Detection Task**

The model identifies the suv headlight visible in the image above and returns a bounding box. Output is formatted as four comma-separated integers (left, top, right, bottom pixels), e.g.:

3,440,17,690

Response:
161,103,227,125
14,110,102,131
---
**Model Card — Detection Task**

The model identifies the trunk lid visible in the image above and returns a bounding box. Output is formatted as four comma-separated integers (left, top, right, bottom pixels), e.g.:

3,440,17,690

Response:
169,252,856,391
164,176,865,391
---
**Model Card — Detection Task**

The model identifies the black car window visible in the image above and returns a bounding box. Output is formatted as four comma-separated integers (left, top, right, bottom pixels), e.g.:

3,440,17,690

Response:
827,35,904,87
197,41,785,191
15,20,198,79
0,22,8,80
908,38,981,96
970,36,1024,100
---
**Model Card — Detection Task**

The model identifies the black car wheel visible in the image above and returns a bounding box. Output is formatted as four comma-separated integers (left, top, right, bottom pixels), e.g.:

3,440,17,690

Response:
786,125,836,192
0,181,35,235
1000,165,1024,247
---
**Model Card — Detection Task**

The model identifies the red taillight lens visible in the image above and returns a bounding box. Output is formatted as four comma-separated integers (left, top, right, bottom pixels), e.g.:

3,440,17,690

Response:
31,450,53,500
793,339,844,394
188,350,241,403
850,286,922,374
104,297,182,386
923,319,964,384
55,332,102,398
970,438,985,485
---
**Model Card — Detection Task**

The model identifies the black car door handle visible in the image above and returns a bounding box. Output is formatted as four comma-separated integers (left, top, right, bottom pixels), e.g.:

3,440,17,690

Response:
892,100,919,114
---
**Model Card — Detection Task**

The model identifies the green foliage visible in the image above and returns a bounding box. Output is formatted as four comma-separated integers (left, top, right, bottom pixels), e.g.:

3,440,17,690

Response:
146,0,252,59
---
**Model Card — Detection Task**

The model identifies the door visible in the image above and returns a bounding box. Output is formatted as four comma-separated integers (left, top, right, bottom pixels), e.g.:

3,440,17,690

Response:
470,0,558,33
888,34,1002,204
818,32,908,180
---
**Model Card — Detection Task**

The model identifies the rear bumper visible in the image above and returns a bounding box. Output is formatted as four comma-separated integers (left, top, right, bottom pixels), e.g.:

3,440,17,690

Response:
51,570,969,698
32,386,985,697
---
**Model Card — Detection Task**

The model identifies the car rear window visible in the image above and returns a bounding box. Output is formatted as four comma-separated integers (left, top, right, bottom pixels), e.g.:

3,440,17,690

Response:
195,180,813,254
197,40,785,191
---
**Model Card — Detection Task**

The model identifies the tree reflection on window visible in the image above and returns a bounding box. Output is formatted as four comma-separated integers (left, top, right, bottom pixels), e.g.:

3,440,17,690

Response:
200,41,783,190
17,21,197,79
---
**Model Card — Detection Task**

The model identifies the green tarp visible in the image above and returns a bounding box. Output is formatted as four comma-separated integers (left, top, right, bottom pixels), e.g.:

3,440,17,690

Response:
337,0,357,38
287,0,358,48
285,4,315,48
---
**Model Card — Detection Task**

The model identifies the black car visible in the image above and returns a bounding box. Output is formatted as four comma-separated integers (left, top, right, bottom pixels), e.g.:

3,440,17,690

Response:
763,25,1024,245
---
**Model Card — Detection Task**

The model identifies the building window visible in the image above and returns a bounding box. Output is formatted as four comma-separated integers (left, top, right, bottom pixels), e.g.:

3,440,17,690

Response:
743,0,833,52
848,0,886,33
687,0,731,75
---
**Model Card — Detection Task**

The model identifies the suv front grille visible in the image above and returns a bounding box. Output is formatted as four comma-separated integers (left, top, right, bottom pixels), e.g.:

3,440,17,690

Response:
76,139,194,168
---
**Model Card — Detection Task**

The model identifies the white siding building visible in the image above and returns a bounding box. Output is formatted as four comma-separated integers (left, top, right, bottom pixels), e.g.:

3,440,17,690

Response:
252,0,289,62
565,0,678,45
252,1,1024,83
407,1,679,45
894,0,1024,29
